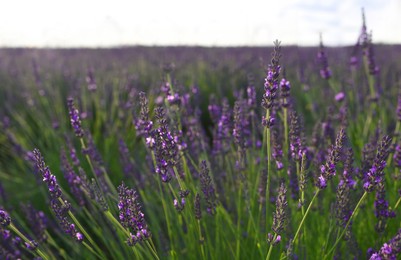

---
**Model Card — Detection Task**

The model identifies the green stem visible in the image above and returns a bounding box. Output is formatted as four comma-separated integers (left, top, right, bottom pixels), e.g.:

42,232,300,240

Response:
266,233,277,260
80,138,117,195
265,109,272,233
236,181,243,259
146,240,160,260
82,241,104,259
9,224,49,260
197,220,206,260
283,107,288,157
292,190,320,245
394,196,401,211
324,191,368,259
59,198,106,259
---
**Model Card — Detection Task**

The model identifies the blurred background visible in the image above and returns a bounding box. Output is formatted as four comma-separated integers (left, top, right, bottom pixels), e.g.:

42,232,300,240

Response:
1,0,400,47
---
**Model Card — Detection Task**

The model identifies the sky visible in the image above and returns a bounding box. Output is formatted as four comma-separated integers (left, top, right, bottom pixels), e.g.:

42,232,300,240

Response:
0,0,400,47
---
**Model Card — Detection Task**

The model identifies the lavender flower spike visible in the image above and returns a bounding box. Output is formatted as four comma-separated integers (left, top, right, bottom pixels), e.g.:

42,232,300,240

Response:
33,148,62,198
32,149,84,242
363,135,392,192
369,228,401,259
67,97,84,138
272,182,288,236
118,182,151,246
261,40,281,128
317,34,332,80
0,209,11,227
200,161,217,215
317,128,346,189
396,93,401,122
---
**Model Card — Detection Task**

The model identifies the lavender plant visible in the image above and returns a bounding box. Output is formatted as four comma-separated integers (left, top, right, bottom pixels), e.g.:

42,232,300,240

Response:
1,10,401,260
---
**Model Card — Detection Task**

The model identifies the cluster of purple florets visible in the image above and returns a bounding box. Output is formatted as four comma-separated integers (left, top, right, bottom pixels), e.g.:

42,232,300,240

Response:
118,183,151,246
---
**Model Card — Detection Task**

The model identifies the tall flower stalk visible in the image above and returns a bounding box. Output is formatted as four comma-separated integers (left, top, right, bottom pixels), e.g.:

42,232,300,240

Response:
261,40,282,233
32,148,106,259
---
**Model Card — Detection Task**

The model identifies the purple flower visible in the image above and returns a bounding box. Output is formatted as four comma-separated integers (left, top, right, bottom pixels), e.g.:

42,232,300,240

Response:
0,209,11,227
200,161,217,215
272,183,288,236
118,138,137,179
67,98,85,138
374,179,396,232
396,94,401,122
86,68,97,91
317,175,327,189
60,149,85,206
335,92,345,102
394,144,401,168
33,149,84,242
33,149,62,198
213,99,232,155
261,40,281,128
22,204,48,243
289,111,304,161
134,93,153,138
194,193,201,220
317,128,346,189
349,56,358,67
118,182,151,246
317,35,331,80
370,228,401,259
363,135,392,192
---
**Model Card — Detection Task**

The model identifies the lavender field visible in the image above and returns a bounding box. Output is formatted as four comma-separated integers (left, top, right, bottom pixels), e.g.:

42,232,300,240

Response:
1,15,401,260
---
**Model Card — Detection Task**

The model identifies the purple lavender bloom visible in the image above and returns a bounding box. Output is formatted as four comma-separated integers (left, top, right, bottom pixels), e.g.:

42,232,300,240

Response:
33,149,62,198
341,148,356,189
317,35,332,80
118,182,151,246
394,144,401,168
272,183,288,238
22,204,48,243
370,228,401,259
335,92,345,102
280,78,291,108
213,99,232,155
359,8,369,49
67,98,84,138
86,68,97,91
317,128,346,189
374,180,396,232
50,199,83,242
258,169,267,204
194,193,201,220
364,32,379,76
200,161,217,215
272,128,284,170
208,95,222,125
261,40,281,128
397,93,401,122
247,84,257,109
147,107,181,183
66,137,80,167
349,56,358,68
0,209,11,227
287,163,299,200
118,138,136,178
289,111,304,161
33,149,83,242
317,175,327,189
363,135,392,192
60,149,85,206
134,92,153,138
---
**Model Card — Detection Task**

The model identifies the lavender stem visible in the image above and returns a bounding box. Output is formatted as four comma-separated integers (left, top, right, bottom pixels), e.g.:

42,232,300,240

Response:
324,191,368,259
